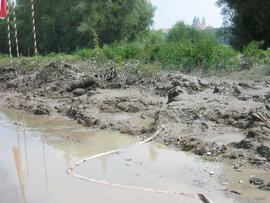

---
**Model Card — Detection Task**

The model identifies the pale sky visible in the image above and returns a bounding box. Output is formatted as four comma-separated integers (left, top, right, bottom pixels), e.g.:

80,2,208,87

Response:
150,0,223,29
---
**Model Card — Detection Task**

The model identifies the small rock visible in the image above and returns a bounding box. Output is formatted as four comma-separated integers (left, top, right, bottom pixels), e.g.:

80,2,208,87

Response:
234,86,241,94
233,165,240,170
238,180,244,184
196,147,206,156
236,169,242,172
258,185,270,191
206,152,212,156
267,182,270,187
14,122,22,125
209,171,215,175
249,177,264,185
73,88,85,96
33,105,50,115
213,86,219,94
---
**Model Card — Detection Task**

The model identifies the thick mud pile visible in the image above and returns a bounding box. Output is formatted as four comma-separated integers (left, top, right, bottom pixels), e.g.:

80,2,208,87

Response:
0,62,270,169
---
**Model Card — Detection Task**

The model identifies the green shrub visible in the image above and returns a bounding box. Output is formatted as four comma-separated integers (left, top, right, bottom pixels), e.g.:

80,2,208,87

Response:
73,49,95,59
144,31,166,62
156,36,238,72
242,41,270,66
101,42,144,63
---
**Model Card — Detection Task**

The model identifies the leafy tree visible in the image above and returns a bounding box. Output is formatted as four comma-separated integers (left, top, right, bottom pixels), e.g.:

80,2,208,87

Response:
0,0,155,55
217,0,270,49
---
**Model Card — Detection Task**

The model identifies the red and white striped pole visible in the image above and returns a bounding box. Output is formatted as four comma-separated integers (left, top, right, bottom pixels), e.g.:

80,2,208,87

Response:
30,0,38,60
2,0,13,64
11,0,20,58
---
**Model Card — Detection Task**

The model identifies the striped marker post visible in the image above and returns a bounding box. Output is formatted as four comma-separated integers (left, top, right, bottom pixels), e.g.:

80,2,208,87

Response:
6,0,13,64
12,0,19,58
30,0,37,59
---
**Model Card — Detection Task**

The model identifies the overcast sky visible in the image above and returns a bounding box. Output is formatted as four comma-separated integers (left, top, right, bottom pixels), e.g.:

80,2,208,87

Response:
150,0,223,29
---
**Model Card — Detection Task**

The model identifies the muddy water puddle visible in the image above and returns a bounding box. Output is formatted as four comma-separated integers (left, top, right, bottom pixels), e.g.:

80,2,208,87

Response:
0,108,269,203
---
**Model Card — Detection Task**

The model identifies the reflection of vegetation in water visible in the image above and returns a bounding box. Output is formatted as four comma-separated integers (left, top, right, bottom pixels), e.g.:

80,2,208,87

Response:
149,144,159,161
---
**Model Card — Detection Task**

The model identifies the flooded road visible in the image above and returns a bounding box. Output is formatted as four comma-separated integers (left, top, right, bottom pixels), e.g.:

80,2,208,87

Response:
0,108,269,203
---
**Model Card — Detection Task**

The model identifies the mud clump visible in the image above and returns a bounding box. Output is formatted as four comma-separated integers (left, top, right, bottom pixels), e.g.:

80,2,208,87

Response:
1,62,270,169
250,177,264,185
33,105,50,115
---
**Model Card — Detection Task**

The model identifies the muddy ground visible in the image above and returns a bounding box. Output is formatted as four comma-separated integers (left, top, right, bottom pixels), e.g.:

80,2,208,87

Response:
0,61,270,171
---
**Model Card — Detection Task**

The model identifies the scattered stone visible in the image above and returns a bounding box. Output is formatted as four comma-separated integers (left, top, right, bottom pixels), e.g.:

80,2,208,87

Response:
213,86,219,94
268,182,270,187
249,177,264,185
33,105,50,115
73,88,85,96
233,165,240,170
238,180,244,184
233,86,241,95
14,122,22,125
258,185,270,191
196,147,206,156
209,171,215,175
206,152,212,156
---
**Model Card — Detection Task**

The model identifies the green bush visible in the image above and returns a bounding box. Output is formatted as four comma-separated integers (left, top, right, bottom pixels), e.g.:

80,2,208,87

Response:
156,36,238,72
242,41,270,66
101,42,144,62
144,31,166,62
73,49,95,59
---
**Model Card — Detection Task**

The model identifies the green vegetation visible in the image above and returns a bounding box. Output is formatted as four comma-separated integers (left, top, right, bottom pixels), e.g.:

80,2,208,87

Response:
0,0,155,55
1,0,270,76
2,21,270,75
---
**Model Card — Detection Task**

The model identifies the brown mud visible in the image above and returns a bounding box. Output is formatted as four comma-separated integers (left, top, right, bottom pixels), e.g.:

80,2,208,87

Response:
0,61,270,172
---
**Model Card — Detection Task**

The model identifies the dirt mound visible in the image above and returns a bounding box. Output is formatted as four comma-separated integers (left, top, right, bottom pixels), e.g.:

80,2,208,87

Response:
1,62,270,169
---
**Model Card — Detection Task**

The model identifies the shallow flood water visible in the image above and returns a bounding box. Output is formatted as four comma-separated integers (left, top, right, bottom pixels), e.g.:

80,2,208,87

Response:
0,108,268,203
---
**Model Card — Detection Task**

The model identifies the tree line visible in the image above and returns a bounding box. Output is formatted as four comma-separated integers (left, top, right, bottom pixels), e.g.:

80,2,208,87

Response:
0,0,155,55
0,0,270,56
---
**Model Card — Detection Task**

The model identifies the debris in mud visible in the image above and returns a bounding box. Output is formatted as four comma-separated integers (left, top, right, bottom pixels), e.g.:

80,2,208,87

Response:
258,185,270,191
33,105,50,115
249,177,264,185
73,88,86,96
167,86,184,104
230,190,241,195
257,145,270,161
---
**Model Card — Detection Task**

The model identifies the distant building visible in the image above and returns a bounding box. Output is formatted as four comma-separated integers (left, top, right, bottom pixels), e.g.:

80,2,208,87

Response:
161,28,170,33
192,17,211,30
